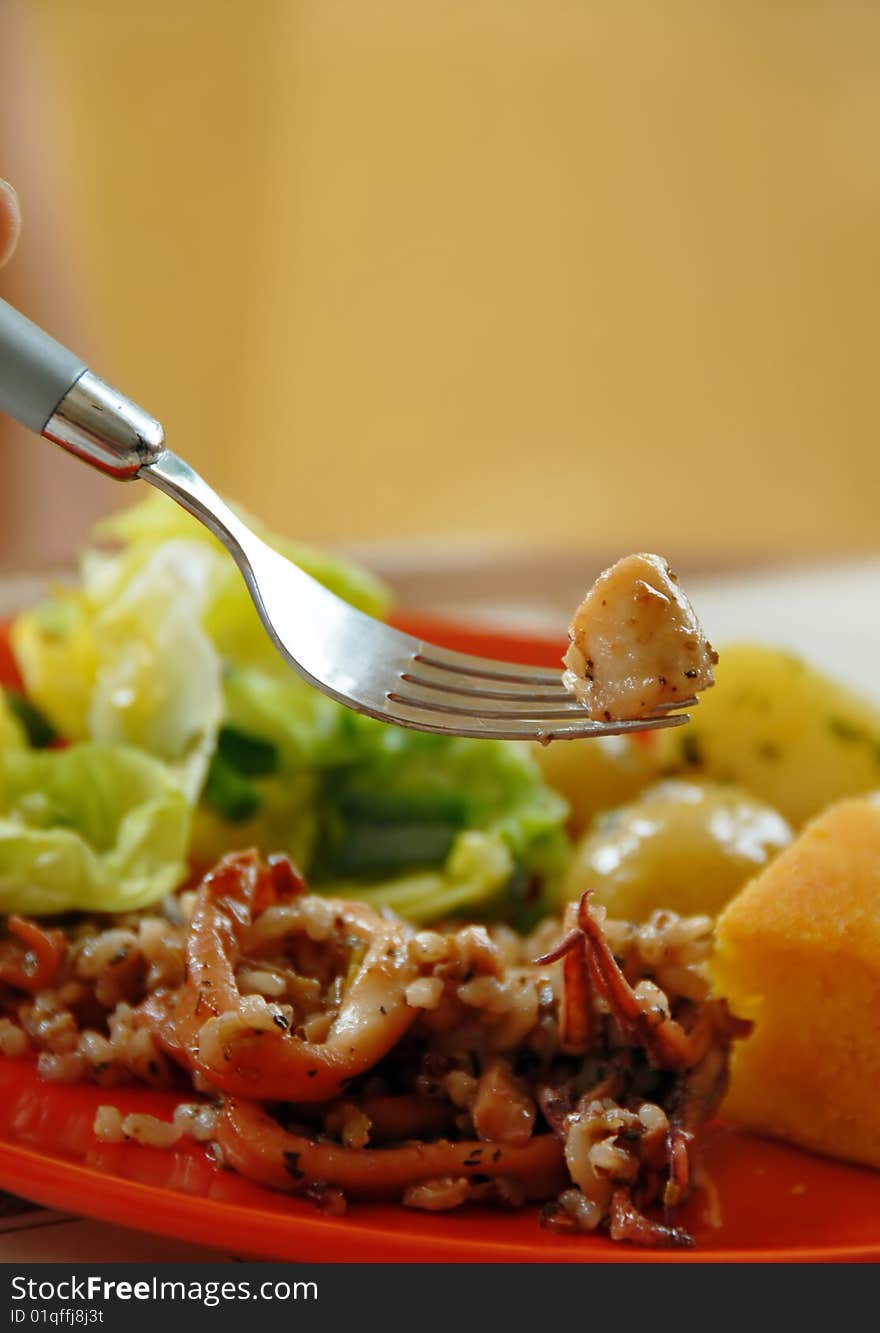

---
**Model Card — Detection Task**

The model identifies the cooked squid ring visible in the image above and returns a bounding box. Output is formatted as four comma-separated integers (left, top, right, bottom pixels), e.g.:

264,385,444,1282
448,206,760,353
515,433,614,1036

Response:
0,917,66,994
357,1094,456,1143
138,991,184,1059
217,1097,567,1202
663,1126,692,1212
163,851,419,1102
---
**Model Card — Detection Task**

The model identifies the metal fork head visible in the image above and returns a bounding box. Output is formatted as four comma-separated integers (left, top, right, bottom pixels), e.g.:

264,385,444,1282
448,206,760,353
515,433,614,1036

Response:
145,452,694,743
245,545,695,741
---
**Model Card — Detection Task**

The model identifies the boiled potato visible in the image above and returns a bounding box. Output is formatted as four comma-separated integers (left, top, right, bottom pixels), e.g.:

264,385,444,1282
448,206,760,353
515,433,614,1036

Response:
655,643,880,828
532,733,655,835
562,778,792,920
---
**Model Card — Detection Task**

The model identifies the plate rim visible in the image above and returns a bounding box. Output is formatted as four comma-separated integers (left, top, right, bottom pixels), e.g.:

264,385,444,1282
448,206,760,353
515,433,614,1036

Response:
0,1134,874,1265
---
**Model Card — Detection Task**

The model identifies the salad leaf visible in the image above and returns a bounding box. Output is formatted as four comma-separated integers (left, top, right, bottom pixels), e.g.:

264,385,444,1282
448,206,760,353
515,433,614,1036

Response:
84,540,224,800
95,491,391,623
13,493,390,778
201,725,281,822
202,753,262,824
12,541,224,800
4,693,57,748
8,492,571,926
311,727,569,891
12,591,97,742
0,691,26,752
0,743,190,915
215,726,279,778
191,670,330,859
190,769,318,874
332,830,515,924
203,665,570,921
221,665,342,769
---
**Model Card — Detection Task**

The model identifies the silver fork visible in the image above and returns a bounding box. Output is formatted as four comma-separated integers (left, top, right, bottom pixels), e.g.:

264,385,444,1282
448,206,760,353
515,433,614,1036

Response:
0,298,694,741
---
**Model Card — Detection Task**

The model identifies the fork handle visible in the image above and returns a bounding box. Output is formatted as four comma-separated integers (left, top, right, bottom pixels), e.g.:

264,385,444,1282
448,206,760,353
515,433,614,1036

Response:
0,296,164,478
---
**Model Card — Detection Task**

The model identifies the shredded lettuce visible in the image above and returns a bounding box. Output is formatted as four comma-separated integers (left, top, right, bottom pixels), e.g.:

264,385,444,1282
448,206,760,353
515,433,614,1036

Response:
0,743,190,915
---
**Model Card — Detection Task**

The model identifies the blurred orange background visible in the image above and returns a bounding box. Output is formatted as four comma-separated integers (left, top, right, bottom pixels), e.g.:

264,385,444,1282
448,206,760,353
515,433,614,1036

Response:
1,0,878,569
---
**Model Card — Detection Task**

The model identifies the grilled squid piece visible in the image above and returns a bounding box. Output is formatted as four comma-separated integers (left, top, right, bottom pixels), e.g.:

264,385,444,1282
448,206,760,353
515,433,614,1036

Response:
533,900,594,1054
342,1095,455,1144
608,1187,695,1249
153,851,419,1102
0,916,66,994
217,1097,566,1203
563,553,716,720
537,892,737,1072
575,893,715,1071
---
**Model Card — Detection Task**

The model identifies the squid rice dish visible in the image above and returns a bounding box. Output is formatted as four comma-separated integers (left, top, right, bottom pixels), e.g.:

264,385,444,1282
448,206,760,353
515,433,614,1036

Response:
0,850,747,1248
0,506,761,1250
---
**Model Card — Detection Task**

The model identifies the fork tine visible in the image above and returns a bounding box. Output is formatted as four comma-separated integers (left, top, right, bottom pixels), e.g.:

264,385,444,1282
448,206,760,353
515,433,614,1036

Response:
400,665,698,712
380,701,691,742
647,697,699,716
412,644,698,712
402,666,572,700
387,688,695,723
414,643,564,687
389,692,595,720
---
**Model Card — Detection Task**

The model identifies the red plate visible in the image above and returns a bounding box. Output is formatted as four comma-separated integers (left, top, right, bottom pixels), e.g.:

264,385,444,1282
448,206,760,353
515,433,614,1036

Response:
1,612,878,1263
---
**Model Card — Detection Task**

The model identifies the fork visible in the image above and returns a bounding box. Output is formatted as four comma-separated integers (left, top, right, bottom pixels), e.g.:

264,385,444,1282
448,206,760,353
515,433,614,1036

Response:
0,297,693,741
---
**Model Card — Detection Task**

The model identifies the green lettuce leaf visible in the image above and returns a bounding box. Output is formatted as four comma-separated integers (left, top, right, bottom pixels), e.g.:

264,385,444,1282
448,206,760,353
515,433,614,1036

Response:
194,663,570,924
312,726,567,867
220,664,343,769
191,769,318,874
329,830,515,924
11,591,97,743
3,693,57,748
84,540,224,800
12,539,223,800
0,743,190,915
0,691,26,752
13,492,390,773
9,492,570,927
95,490,391,624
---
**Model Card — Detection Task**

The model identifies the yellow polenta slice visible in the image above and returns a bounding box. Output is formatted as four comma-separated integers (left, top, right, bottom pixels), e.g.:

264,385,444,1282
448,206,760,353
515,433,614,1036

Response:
714,796,880,1167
